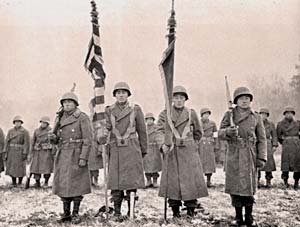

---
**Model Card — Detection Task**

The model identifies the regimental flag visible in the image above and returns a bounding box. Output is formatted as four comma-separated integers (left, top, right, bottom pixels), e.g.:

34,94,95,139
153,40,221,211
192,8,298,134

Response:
159,7,176,145
85,0,106,124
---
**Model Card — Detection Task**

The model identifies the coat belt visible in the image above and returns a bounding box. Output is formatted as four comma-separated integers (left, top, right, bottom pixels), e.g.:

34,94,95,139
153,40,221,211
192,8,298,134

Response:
9,143,23,148
284,136,299,140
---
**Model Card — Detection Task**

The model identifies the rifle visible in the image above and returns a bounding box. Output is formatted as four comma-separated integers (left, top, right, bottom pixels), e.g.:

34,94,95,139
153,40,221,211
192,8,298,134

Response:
225,76,235,127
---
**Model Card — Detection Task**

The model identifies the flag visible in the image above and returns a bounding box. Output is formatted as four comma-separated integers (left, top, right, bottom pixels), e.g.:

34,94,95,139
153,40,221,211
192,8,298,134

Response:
85,0,106,124
159,8,176,145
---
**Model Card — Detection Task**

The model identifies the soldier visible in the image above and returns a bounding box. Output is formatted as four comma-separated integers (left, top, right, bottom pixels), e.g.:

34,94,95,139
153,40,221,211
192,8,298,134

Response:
4,116,30,186
219,87,267,227
157,85,208,218
29,116,55,188
52,91,92,224
258,108,278,188
198,107,218,187
89,122,103,187
276,106,300,190
143,112,162,188
0,127,5,175
102,82,147,221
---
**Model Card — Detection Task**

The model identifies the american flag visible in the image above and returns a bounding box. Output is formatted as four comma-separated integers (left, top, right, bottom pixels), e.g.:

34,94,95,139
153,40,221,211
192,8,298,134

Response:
85,0,106,124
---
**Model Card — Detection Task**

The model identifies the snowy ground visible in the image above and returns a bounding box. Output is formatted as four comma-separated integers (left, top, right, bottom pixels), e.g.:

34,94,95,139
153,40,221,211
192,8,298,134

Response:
0,152,299,227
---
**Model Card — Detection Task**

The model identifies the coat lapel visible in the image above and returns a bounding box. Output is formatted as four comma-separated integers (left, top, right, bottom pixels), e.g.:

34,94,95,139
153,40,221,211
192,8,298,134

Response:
233,108,252,125
110,102,133,122
174,107,189,128
60,109,81,128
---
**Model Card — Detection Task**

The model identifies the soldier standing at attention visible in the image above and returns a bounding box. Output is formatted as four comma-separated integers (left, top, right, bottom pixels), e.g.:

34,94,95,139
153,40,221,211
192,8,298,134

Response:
29,116,55,188
219,87,267,227
157,85,208,218
52,91,92,224
276,106,300,190
199,107,218,187
257,108,278,188
4,116,30,187
143,112,162,188
102,82,148,221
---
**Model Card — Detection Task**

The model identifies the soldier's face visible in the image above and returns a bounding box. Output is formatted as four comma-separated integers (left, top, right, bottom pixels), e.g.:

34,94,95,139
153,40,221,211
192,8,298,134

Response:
14,121,22,128
202,113,210,120
62,99,76,112
115,90,128,103
40,122,48,129
284,112,294,120
173,94,186,108
260,113,268,120
237,96,251,109
146,118,154,125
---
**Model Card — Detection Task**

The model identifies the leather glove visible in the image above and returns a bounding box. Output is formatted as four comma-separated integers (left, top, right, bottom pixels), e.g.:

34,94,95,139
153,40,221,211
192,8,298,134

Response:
256,159,266,169
79,159,87,167
272,146,277,153
225,127,238,138
161,144,170,155
22,154,27,161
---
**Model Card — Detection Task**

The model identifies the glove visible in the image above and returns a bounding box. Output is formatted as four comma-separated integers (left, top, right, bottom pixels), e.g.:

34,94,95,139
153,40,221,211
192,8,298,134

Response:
142,152,147,158
22,154,27,161
79,159,87,167
272,146,277,153
225,127,238,138
256,159,266,169
161,144,170,155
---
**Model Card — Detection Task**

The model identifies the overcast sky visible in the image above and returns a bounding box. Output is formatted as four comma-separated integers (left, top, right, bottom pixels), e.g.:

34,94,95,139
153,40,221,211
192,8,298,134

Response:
0,0,300,132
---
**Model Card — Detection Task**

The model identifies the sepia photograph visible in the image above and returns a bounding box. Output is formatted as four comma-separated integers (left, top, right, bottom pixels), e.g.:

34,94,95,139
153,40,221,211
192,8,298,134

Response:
0,0,299,226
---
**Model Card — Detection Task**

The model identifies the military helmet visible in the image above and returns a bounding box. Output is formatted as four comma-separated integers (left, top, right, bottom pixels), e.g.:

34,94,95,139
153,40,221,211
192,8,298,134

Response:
283,106,295,115
60,92,79,106
13,115,23,124
233,87,253,104
200,108,211,116
259,108,270,117
40,116,50,124
113,82,131,97
145,112,155,120
173,85,189,100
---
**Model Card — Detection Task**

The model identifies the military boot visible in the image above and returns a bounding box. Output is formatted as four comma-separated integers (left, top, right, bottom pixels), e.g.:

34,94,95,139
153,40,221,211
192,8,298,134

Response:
58,201,72,223
284,179,289,188
230,206,243,227
245,205,255,227
145,175,152,188
34,179,41,188
18,177,23,185
266,179,271,188
257,178,261,189
112,200,123,222
152,176,159,188
187,207,195,218
44,177,49,188
12,177,17,187
172,206,181,218
72,200,82,224
294,179,299,190
206,175,212,188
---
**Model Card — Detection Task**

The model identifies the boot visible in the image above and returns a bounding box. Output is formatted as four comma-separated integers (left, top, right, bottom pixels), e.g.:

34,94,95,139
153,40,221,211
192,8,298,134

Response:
18,177,23,185
93,176,99,186
284,179,289,188
257,178,261,189
230,206,243,226
266,179,271,188
206,175,212,188
187,207,195,218
72,200,81,224
34,179,41,188
172,206,181,218
44,177,49,188
152,176,159,188
58,201,72,223
294,179,299,190
145,175,152,188
112,200,123,222
245,205,254,227
12,177,17,187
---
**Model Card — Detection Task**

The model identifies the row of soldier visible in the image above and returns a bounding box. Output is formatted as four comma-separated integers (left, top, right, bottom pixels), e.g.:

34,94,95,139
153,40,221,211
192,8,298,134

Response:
0,82,299,227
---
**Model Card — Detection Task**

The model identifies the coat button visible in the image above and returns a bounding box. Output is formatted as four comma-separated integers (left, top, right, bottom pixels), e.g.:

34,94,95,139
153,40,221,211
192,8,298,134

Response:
71,129,75,132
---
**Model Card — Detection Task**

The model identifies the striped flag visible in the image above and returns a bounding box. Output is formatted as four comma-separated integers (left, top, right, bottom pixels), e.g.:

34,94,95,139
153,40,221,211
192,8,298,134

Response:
159,6,176,146
85,0,106,124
